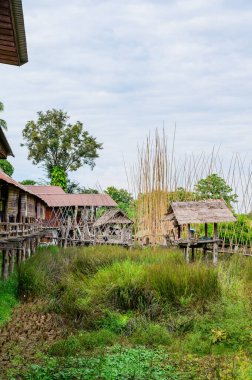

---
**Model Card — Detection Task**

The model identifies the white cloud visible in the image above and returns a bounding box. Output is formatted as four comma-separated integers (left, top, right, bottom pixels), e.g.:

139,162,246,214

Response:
1,0,252,190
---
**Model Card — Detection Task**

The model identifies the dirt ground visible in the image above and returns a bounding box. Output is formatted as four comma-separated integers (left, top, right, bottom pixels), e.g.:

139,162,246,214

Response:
0,301,71,379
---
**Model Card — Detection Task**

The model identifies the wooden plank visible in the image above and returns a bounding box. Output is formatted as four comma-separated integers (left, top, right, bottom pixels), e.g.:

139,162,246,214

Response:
0,1,10,9
0,15,11,23
0,21,12,29
0,54,18,63
0,27,13,36
0,44,15,51
0,7,11,16
0,34,14,42
0,48,16,56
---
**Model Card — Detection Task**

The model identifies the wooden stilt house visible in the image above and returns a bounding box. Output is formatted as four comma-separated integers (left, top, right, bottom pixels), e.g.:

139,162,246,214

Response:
0,172,46,280
25,185,118,246
162,199,236,263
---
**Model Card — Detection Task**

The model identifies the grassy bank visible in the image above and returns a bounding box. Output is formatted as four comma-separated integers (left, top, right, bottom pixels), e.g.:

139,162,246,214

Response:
3,246,252,379
0,273,18,327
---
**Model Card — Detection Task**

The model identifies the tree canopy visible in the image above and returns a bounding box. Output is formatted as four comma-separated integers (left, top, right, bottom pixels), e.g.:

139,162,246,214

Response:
194,173,238,207
21,109,103,184
0,102,7,130
105,186,135,218
0,159,14,176
20,179,37,185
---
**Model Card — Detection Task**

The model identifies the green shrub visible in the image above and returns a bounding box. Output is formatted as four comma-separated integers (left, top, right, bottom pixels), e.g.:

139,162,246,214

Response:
98,310,131,333
24,346,179,380
48,329,117,356
129,322,172,347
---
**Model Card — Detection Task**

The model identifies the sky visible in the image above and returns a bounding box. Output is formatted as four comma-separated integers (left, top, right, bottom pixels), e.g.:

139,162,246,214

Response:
1,0,252,191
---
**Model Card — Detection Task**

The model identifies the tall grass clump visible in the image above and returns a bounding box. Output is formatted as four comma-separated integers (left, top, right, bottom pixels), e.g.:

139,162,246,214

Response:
147,261,220,307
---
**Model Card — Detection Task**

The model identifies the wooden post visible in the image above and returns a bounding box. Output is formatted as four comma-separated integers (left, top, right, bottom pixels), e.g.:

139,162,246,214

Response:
21,241,26,262
187,224,191,240
205,223,208,237
185,244,190,263
2,250,9,280
16,248,22,266
178,225,181,239
213,223,218,265
26,239,31,258
9,249,15,275
191,247,195,262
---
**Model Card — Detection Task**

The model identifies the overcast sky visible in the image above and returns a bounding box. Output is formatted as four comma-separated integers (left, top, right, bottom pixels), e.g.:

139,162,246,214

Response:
1,0,252,190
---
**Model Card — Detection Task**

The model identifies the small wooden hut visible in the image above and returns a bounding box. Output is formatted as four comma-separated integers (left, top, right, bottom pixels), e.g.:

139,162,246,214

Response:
162,199,236,263
93,209,133,246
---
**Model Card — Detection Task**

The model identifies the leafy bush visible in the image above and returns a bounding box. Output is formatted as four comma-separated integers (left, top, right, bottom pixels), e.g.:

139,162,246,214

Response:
48,329,117,356
129,322,172,347
23,346,179,380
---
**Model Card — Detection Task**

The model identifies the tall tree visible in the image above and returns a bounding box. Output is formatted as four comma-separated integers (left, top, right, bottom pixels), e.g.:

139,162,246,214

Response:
21,109,103,187
0,160,14,176
0,102,7,130
105,186,135,218
194,173,238,207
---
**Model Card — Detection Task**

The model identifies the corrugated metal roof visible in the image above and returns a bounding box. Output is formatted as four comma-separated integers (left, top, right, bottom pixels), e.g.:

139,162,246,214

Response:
25,185,66,195
28,193,118,207
165,200,236,225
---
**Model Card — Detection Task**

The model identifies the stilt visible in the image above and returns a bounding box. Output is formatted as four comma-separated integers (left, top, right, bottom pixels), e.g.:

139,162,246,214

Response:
213,243,218,265
191,247,195,262
185,244,190,263
9,249,15,275
213,223,218,265
2,250,9,280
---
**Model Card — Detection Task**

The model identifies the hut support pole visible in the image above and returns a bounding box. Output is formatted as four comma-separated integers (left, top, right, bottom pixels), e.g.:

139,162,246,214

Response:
9,249,15,275
191,247,195,262
178,225,181,239
2,250,9,280
213,223,218,265
185,244,190,263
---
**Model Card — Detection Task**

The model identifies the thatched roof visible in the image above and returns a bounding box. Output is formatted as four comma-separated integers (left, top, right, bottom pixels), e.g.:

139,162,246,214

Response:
93,209,133,228
163,200,236,225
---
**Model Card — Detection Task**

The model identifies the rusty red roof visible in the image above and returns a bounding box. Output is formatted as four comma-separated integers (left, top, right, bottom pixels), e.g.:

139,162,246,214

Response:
0,171,45,203
25,185,66,195
23,191,117,208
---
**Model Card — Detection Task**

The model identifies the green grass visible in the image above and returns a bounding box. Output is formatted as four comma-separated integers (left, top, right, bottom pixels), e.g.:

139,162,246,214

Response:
19,346,181,380
0,273,18,326
3,245,252,379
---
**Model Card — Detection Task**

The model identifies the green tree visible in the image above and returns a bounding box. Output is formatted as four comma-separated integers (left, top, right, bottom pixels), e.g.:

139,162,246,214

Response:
168,187,195,203
0,102,7,130
20,179,37,185
21,109,103,183
194,173,238,207
50,166,67,191
0,159,14,176
105,186,135,218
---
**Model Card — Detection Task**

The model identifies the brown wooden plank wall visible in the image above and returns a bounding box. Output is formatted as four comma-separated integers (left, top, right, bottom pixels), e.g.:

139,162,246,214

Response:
0,0,19,65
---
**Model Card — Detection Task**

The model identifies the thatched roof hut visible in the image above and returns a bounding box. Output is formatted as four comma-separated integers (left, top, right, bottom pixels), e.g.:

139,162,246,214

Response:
163,199,236,225
93,209,133,228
